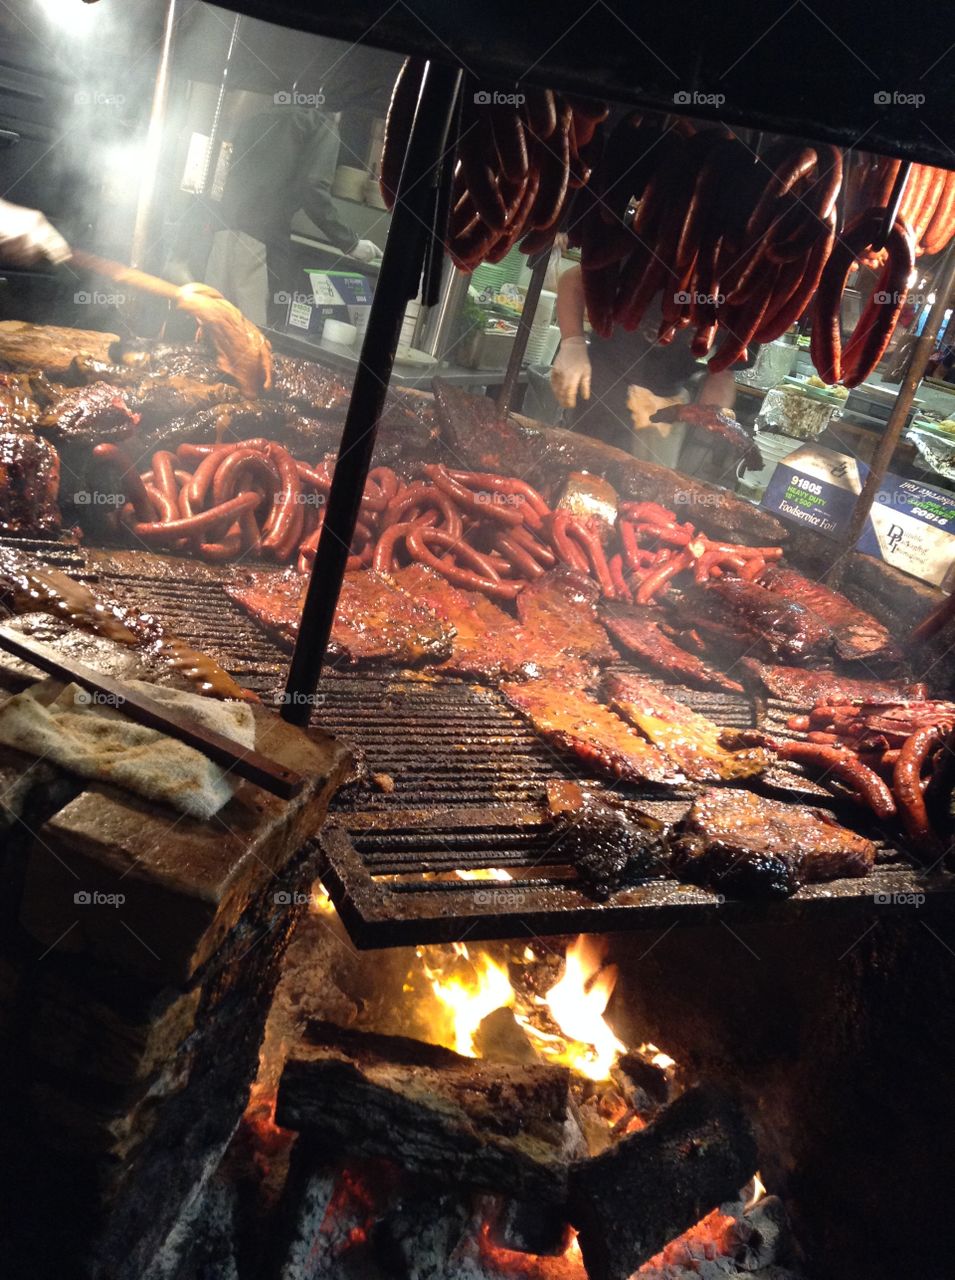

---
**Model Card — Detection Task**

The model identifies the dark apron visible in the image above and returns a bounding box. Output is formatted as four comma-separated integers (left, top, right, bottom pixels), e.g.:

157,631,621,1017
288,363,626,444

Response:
572,321,702,452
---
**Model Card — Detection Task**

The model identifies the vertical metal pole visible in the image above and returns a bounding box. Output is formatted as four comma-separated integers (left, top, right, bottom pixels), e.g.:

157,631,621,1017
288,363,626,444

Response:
200,12,243,198
282,61,462,725
129,0,179,270
497,250,550,413
828,239,955,588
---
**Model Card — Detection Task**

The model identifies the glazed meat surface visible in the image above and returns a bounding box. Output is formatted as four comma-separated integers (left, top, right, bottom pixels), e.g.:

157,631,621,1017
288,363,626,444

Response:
36,382,139,446
698,578,833,663
761,566,899,662
605,671,766,782
226,569,452,666
267,354,351,413
390,564,537,681
602,606,743,693
0,432,60,535
515,568,616,683
499,679,678,785
741,659,925,707
668,788,876,898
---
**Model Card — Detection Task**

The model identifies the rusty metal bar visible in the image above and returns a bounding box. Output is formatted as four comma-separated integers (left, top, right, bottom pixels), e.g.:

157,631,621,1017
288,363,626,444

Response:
281,60,463,724
829,239,955,588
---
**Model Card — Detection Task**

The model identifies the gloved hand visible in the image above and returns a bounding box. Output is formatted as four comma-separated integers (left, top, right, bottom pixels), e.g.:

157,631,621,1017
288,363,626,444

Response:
550,335,591,408
351,238,382,263
0,198,70,266
626,385,687,435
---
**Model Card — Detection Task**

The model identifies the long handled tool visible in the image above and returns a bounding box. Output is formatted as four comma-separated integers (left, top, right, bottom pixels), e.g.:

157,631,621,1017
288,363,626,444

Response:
71,248,272,398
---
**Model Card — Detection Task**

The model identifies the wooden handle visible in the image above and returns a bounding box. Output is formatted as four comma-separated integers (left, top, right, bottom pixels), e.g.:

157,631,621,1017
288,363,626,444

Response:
72,249,182,303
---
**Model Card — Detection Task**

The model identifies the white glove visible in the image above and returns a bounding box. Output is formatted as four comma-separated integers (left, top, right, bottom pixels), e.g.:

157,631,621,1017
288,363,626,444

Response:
0,197,70,266
626,385,687,435
551,335,591,408
351,238,382,263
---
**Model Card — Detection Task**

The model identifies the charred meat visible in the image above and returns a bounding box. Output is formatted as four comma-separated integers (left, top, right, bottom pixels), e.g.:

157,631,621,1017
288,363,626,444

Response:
544,779,668,900
602,606,744,693
267,354,351,413
36,382,140,447
390,564,538,681
226,569,452,666
651,403,763,471
499,679,679,786
0,432,60,536
668,788,876,898
605,671,766,782
761,566,899,663
0,321,117,377
692,578,833,664
741,658,925,707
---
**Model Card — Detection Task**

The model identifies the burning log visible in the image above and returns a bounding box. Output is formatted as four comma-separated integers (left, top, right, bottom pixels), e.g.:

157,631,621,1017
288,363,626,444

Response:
275,1020,573,1203
567,1084,757,1280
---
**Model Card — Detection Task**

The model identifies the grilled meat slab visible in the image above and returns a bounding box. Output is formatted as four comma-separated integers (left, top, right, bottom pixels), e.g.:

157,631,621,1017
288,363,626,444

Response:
37,382,139,447
606,671,766,782
651,403,764,471
741,659,925,707
0,432,60,535
696,578,834,664
500,679,678,785
390,564,537,681
761,566,899,663
668,788,876,898
267,354,351,413
545,779,668,900
602,606,743,693
515,568,616,684
226,569,452,666
0,322,117,376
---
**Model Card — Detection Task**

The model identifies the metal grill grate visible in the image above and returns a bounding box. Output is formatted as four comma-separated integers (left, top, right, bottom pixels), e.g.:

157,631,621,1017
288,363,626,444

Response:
14,542,952,948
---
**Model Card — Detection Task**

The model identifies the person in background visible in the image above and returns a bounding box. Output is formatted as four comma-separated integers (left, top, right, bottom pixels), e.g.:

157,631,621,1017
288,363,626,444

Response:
550,262,736,467
0,197,70,266
205,48,394,327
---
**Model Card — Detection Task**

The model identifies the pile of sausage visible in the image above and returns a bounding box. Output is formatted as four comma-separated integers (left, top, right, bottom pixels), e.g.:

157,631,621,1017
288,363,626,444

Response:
380,58,607,270
92,439,399,570
91,444,784,603
616,501,782,604
773,700,955,857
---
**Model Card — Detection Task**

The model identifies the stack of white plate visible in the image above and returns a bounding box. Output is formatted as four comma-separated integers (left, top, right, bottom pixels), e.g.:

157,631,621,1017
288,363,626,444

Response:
525,324,562,366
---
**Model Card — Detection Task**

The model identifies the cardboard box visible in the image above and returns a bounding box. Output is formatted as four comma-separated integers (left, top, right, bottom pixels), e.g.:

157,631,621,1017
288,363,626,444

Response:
285,270,373,339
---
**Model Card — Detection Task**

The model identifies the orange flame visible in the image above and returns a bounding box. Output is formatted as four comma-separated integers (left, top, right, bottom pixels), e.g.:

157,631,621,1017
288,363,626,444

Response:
539,935,625,1081
423,945,514,1057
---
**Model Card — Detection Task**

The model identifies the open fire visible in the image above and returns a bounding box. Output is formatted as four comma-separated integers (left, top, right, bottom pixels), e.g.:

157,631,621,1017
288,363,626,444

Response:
216,900,792,1280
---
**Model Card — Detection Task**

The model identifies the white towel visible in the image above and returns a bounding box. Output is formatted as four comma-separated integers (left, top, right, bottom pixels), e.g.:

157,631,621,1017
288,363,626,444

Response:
0,679,257,819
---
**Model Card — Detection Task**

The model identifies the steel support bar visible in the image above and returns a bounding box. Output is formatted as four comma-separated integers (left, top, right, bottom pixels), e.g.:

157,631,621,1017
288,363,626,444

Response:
281,60,462,724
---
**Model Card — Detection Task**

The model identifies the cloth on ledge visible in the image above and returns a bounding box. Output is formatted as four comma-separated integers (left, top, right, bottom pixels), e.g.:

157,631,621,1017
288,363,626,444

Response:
0,679,257,819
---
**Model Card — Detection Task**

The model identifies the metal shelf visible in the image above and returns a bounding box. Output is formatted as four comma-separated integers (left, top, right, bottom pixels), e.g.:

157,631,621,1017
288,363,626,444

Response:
222,0,954,167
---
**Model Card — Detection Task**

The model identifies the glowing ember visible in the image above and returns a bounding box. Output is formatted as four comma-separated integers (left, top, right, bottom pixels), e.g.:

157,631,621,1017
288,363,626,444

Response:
424,945,514,1056
542,935,625,1081
454,868,513,881
640,1042,676,1072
